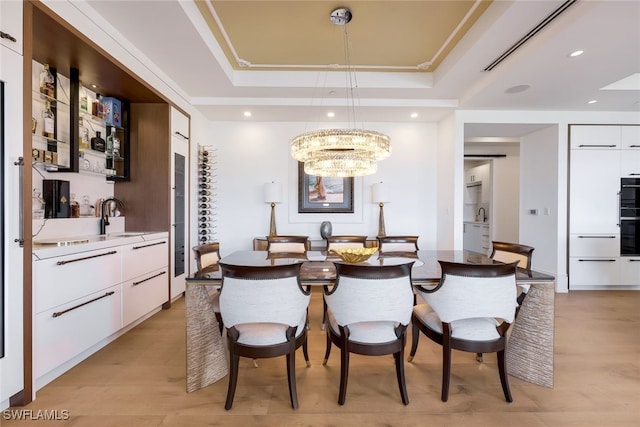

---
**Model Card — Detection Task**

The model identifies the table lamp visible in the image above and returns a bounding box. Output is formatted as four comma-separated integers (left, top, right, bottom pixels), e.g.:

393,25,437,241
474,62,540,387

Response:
372,181,388,237
264,181,282,237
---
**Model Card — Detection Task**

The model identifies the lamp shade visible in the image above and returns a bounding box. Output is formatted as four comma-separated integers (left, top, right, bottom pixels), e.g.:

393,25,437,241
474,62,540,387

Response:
264,182,282,204
372,182,388,204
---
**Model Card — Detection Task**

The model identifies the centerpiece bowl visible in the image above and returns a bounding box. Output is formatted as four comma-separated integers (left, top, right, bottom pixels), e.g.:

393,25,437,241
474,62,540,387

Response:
331,247,378,263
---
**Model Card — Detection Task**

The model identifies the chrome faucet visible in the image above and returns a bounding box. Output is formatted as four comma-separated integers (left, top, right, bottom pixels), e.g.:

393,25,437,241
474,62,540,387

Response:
478,207,487,223
100,197,125,235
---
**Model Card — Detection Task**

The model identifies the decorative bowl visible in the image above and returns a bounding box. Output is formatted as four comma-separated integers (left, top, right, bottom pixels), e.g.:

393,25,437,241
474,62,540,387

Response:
331,247,378,263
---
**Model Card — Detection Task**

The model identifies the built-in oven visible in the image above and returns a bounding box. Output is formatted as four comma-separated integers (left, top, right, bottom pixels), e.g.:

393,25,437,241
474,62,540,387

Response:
620,178,640,256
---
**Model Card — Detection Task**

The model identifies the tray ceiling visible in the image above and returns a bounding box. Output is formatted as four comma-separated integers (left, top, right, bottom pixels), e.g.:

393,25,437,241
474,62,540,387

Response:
195,1,491,72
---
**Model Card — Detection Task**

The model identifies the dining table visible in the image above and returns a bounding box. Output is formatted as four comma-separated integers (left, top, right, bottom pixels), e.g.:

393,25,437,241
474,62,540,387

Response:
184,250,555,393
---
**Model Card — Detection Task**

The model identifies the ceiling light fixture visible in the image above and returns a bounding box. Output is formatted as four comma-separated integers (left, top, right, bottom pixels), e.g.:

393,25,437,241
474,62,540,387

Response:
410,113,419,119
327,112,335,118
243,111,252,117
587,99,597,104
569,50,584,57
290,8,391,177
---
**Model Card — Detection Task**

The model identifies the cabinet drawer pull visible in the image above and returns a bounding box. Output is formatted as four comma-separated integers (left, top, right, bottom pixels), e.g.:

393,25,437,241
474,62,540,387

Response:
627,173,640,176
0,31,17,43
577,259,616,262
629,259,640,262
132,241,166,250
52,291,115,318
629,145,640,148
174,131,189,140
577,144,617,148
132,270,167,286
56,250,118,265
577,235,616,239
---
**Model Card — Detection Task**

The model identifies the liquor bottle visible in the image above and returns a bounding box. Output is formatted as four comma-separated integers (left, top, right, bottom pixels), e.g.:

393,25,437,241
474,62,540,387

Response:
105,128,114,170
106,127,114,156
39,63,55,98
112,133,121,158
92,93,105,119
79,117,90,149
91,131,106,152
79,81,89,113
42,100,55,139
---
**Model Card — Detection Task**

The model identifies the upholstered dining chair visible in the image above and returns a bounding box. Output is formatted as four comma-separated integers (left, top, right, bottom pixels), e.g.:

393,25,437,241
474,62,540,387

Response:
218,262,311,410
325,235,367,251
323,262,415,405
408,261,519,402
267,235,310,254
192,242,223,333
471,241,535,363
377,236,419,253
491,240,535,304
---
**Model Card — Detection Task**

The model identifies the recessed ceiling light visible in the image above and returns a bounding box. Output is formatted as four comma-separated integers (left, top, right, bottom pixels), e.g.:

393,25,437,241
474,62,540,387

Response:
327,112,335,118
410,112,419,118
505,84,530,94
91,84,97,88
587,100,597,104
243,111,252,117
569,50,584,57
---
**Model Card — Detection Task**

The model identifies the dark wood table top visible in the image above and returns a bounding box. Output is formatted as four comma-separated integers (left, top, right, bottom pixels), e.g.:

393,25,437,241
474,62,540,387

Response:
187,250,555,285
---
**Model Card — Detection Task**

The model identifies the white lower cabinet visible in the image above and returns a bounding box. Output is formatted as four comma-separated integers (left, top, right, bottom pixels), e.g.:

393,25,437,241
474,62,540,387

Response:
33,234,169,388
123,268,167,326
34,284,122,379
569,258,620,287
620,257,640,286
463,223,490,255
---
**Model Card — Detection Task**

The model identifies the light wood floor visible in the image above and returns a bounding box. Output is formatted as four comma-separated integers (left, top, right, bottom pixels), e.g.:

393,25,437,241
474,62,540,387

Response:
5,289,640,426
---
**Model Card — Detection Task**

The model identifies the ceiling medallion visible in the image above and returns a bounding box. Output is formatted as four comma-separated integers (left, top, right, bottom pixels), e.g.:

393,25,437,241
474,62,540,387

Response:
290,8,391,177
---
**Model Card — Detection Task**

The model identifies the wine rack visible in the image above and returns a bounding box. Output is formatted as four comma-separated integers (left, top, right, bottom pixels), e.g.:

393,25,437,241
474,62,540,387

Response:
197,145,217,243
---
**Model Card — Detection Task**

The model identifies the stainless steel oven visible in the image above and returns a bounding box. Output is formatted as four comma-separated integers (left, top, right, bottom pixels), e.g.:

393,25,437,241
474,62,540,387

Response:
620,178,640,256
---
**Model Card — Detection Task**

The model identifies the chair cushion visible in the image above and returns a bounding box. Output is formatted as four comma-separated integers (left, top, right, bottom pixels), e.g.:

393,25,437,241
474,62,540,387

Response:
327,310,400,343
413,304,501,341
379,242,416,252
234,313,307,346
268,242,306,253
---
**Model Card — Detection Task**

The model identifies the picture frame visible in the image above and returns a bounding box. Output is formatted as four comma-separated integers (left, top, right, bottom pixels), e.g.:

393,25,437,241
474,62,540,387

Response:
298,162,354,213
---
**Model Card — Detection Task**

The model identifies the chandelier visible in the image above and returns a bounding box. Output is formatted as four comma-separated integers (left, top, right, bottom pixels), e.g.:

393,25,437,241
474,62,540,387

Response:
290,8,391,177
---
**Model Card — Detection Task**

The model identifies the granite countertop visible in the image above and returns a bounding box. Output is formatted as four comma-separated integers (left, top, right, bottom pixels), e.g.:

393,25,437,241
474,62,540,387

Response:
32,231,169,260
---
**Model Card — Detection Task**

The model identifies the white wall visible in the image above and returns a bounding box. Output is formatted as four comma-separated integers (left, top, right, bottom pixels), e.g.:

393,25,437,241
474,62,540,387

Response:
211,121,440,255
520,126,559,276
437,113,459,250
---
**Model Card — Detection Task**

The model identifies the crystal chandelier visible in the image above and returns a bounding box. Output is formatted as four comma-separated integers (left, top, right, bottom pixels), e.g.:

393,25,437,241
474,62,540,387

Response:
290,8,391,177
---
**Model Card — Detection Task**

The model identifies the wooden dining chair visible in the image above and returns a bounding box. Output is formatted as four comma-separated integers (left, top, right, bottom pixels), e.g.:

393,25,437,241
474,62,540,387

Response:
192,242,223,333
376,236,419,253
218,262,311,410
325,235,367,251
266,235,310,253
323,262,415,405
408,261,519,402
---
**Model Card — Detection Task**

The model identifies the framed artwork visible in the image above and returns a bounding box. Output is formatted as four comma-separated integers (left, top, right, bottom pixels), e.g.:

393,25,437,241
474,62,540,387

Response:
298,162,353,213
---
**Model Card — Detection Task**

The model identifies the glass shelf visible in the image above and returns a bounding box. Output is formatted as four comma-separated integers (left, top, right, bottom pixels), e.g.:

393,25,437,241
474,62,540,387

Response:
32,90,70,108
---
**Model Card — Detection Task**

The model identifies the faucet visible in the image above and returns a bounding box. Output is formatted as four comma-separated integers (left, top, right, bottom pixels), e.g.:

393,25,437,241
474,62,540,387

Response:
100,197,125,235
477,207,487,223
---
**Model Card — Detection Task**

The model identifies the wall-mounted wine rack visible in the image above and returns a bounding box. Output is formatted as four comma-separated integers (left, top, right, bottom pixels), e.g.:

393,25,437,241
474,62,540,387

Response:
197,145,217,243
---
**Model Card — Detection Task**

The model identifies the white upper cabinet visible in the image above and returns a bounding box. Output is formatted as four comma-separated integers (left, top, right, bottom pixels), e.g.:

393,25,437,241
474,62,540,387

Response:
621,126,640,149
570,125,621,149
569,149,620,234
0,0,22,54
